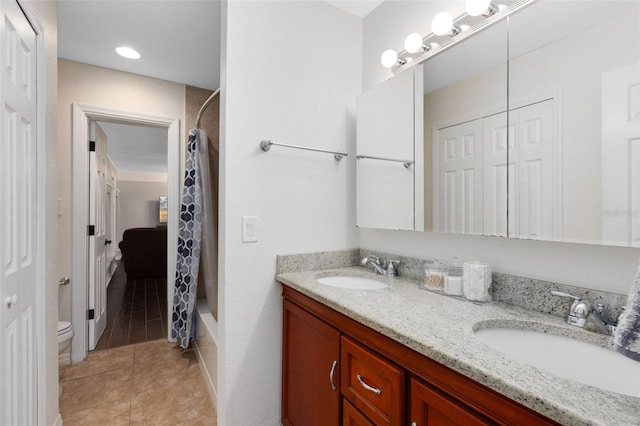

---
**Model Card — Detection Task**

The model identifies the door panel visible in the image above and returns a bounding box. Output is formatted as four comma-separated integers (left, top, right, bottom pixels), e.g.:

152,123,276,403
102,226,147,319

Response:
602,64,640,246
483,112,510,237
1,1,38,423
282,300,341,426
509,99,556,240
88,122,108,349
435,119,484,234
409,377,491,426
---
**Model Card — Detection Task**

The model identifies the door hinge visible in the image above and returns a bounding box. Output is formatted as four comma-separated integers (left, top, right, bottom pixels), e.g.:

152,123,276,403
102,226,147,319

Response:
88,225,95,236
88,309,95,320
89,140,96,152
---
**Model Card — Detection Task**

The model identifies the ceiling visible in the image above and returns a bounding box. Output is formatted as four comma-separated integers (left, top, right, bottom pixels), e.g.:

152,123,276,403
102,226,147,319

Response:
58,0,382,174
97,122,168,174
58,0,222,90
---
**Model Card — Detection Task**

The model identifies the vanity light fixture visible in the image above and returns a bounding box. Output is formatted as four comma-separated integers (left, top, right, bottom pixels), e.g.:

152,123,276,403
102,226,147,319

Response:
432,12,461,37
465,0,498,17
379,0,534,71
404,32,430,54
380,49,406,69
115,46,141,59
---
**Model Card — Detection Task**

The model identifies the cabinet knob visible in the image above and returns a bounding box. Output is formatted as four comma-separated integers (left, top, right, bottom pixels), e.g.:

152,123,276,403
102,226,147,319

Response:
411,422,417,426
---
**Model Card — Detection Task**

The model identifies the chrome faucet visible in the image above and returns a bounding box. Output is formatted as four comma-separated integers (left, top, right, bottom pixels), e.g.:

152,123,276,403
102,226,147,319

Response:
551,291,620,335
551,291,590,328
585,303,617,335
361,255,401,277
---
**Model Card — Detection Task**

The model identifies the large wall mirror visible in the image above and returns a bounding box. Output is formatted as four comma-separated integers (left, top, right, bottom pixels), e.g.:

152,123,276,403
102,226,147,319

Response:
357,0,640,248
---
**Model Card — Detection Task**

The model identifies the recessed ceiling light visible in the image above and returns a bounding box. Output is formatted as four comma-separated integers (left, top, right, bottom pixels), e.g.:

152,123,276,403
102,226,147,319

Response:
115,46,141,59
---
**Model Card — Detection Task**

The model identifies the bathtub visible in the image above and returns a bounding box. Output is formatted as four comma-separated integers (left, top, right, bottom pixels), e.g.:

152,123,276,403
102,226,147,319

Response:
195,299,218,411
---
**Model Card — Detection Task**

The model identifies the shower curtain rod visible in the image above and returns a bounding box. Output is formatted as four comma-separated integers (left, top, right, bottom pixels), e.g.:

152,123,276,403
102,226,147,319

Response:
196,87,221,129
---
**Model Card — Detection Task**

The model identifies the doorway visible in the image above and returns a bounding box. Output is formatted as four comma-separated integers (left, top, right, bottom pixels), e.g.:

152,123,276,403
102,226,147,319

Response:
70,104,181,363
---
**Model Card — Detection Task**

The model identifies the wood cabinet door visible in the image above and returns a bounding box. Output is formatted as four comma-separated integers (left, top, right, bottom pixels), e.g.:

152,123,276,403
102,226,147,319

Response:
409,377,492,426
282,299,341,426
343,398,375,426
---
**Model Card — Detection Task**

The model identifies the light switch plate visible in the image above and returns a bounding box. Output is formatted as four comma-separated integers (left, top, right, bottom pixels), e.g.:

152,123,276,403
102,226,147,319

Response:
242,216,259,242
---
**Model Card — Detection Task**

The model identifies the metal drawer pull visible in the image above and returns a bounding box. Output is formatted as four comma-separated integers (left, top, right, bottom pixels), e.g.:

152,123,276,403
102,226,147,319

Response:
356,374,381,395
329,360,337,391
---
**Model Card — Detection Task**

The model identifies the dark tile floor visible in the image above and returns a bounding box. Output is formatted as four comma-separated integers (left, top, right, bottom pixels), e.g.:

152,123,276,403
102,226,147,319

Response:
95,262,168,351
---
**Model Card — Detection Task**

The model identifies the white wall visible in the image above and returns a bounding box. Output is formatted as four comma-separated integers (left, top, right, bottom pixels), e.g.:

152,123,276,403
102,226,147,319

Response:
361,1,640,295
116,179,168,245
219,2,361,424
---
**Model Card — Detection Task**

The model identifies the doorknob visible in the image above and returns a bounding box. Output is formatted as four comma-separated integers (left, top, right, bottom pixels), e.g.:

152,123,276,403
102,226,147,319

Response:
5,294,17,307
105,239,112,245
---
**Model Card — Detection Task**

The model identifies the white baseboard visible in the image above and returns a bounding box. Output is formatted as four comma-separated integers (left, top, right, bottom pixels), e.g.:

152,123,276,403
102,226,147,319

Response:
194,341,218,413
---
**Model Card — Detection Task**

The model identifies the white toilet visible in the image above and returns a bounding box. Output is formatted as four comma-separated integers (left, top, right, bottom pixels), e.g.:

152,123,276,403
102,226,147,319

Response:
57,321,73,356
58,321,73,397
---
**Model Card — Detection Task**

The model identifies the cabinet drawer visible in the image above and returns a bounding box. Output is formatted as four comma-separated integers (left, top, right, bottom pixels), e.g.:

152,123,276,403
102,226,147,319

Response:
343,399,375,426
341,336,404,426
409,376,492,426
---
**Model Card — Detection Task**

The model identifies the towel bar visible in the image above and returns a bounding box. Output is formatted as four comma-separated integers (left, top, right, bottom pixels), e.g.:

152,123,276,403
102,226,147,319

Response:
357,154,414,168
260,140,347,161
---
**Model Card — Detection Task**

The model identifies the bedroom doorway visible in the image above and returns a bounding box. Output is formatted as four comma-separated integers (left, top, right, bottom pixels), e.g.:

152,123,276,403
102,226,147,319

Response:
70,104,181,363
92,120,171,351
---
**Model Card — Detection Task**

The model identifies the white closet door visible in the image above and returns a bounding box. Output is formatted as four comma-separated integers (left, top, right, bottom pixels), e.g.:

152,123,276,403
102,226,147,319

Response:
0,1,38,424
509,99,556,240
434,118,484,234
483,112,510,237
602,64,640,247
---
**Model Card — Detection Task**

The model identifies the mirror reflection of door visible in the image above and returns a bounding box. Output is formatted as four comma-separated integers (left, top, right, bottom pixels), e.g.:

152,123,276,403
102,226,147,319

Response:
433,99,557,239
602,64,640,247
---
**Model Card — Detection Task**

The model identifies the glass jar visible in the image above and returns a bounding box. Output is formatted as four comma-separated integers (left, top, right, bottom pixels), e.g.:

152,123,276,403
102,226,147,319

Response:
445,257,463,296
424,259,447,291
463,256,491,301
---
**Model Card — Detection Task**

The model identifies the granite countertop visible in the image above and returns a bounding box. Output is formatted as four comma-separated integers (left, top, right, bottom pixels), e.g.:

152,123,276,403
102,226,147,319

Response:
277,266,639,426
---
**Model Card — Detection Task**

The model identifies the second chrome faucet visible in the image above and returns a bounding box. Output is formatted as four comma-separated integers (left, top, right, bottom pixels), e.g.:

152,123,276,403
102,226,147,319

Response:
551,290,621,335
361,255,401,277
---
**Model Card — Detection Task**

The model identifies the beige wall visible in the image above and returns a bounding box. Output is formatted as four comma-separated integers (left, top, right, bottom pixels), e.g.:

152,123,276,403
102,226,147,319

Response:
185,86,220,309
116,180,169,244
57,59,185,321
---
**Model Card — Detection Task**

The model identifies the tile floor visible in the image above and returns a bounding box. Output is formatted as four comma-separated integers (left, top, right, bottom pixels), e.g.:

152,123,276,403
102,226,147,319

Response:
59,339,217,425
95,263,168,351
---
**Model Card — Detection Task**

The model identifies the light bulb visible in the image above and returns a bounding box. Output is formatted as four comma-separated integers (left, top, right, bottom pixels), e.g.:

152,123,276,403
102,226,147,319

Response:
404,33,424,54
432,12,454,36
116,46,141,59
381,49,399,68
465,0,492,16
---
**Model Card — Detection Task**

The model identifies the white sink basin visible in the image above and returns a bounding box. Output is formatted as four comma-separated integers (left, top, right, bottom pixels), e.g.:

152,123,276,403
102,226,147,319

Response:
316,275,389,290
475,327,640,397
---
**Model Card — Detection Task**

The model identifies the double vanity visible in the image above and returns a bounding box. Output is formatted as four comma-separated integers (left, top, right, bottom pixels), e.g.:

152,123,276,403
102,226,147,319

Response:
277,252,638,426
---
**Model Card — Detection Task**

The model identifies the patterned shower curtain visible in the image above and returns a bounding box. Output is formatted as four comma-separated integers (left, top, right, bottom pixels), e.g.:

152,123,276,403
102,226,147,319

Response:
171,130,203,348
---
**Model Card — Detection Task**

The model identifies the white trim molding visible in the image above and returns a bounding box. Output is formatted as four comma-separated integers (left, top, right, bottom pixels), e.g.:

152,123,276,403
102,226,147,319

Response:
71,104,181,362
